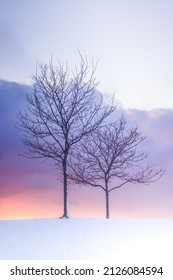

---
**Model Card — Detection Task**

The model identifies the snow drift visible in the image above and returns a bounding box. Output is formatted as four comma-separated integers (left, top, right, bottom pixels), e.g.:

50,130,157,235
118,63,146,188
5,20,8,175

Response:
0,218,172,261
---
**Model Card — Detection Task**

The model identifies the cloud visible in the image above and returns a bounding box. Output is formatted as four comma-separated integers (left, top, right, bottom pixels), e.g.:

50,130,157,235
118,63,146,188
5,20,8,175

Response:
0,80,57,197
124,108,173,165
0,80,173,218
0,80,27,152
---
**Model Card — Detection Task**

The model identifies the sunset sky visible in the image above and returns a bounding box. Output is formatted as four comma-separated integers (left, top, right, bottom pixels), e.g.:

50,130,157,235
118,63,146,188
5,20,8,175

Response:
1,0,173,219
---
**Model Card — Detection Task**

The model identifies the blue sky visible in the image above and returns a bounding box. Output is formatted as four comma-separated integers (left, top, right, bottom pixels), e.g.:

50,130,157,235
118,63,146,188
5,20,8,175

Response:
1,0,173,109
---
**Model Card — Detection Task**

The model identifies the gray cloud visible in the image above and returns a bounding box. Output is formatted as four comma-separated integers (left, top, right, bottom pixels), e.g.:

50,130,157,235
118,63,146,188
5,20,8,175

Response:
0,80,55,184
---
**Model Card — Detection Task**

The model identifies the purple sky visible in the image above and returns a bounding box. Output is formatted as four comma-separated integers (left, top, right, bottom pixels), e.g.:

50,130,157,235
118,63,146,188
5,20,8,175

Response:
0,80,172,219
0,0,173,219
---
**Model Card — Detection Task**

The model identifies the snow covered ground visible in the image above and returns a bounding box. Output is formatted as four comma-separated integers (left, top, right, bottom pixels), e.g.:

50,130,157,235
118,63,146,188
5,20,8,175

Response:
0,218,172,261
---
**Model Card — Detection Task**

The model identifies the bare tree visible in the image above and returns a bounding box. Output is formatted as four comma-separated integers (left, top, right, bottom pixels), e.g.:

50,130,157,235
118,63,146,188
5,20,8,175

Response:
17,55,116,218
69,116,165,219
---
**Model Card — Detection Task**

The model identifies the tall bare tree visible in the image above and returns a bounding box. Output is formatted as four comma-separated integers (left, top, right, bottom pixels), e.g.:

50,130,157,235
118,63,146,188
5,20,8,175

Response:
17,55,116,218
69,116,165,218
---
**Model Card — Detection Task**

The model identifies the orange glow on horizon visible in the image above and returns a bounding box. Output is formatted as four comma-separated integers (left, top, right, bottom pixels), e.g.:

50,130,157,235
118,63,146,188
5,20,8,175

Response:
1,184,173,220
0,190,60,220
1,190,172,220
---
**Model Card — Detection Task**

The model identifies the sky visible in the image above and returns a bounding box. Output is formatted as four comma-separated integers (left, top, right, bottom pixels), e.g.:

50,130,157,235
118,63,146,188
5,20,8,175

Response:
0,0,173,219
1,0,173,109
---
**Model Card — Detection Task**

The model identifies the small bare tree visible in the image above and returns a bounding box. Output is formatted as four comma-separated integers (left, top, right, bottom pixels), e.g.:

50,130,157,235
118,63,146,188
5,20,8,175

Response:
69,116,165,218
17,55,116,218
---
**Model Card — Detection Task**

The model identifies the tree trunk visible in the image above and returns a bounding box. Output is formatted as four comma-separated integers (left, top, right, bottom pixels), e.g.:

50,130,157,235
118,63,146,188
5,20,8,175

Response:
62,155,69,218
105,191,110,219
105,180,110,219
